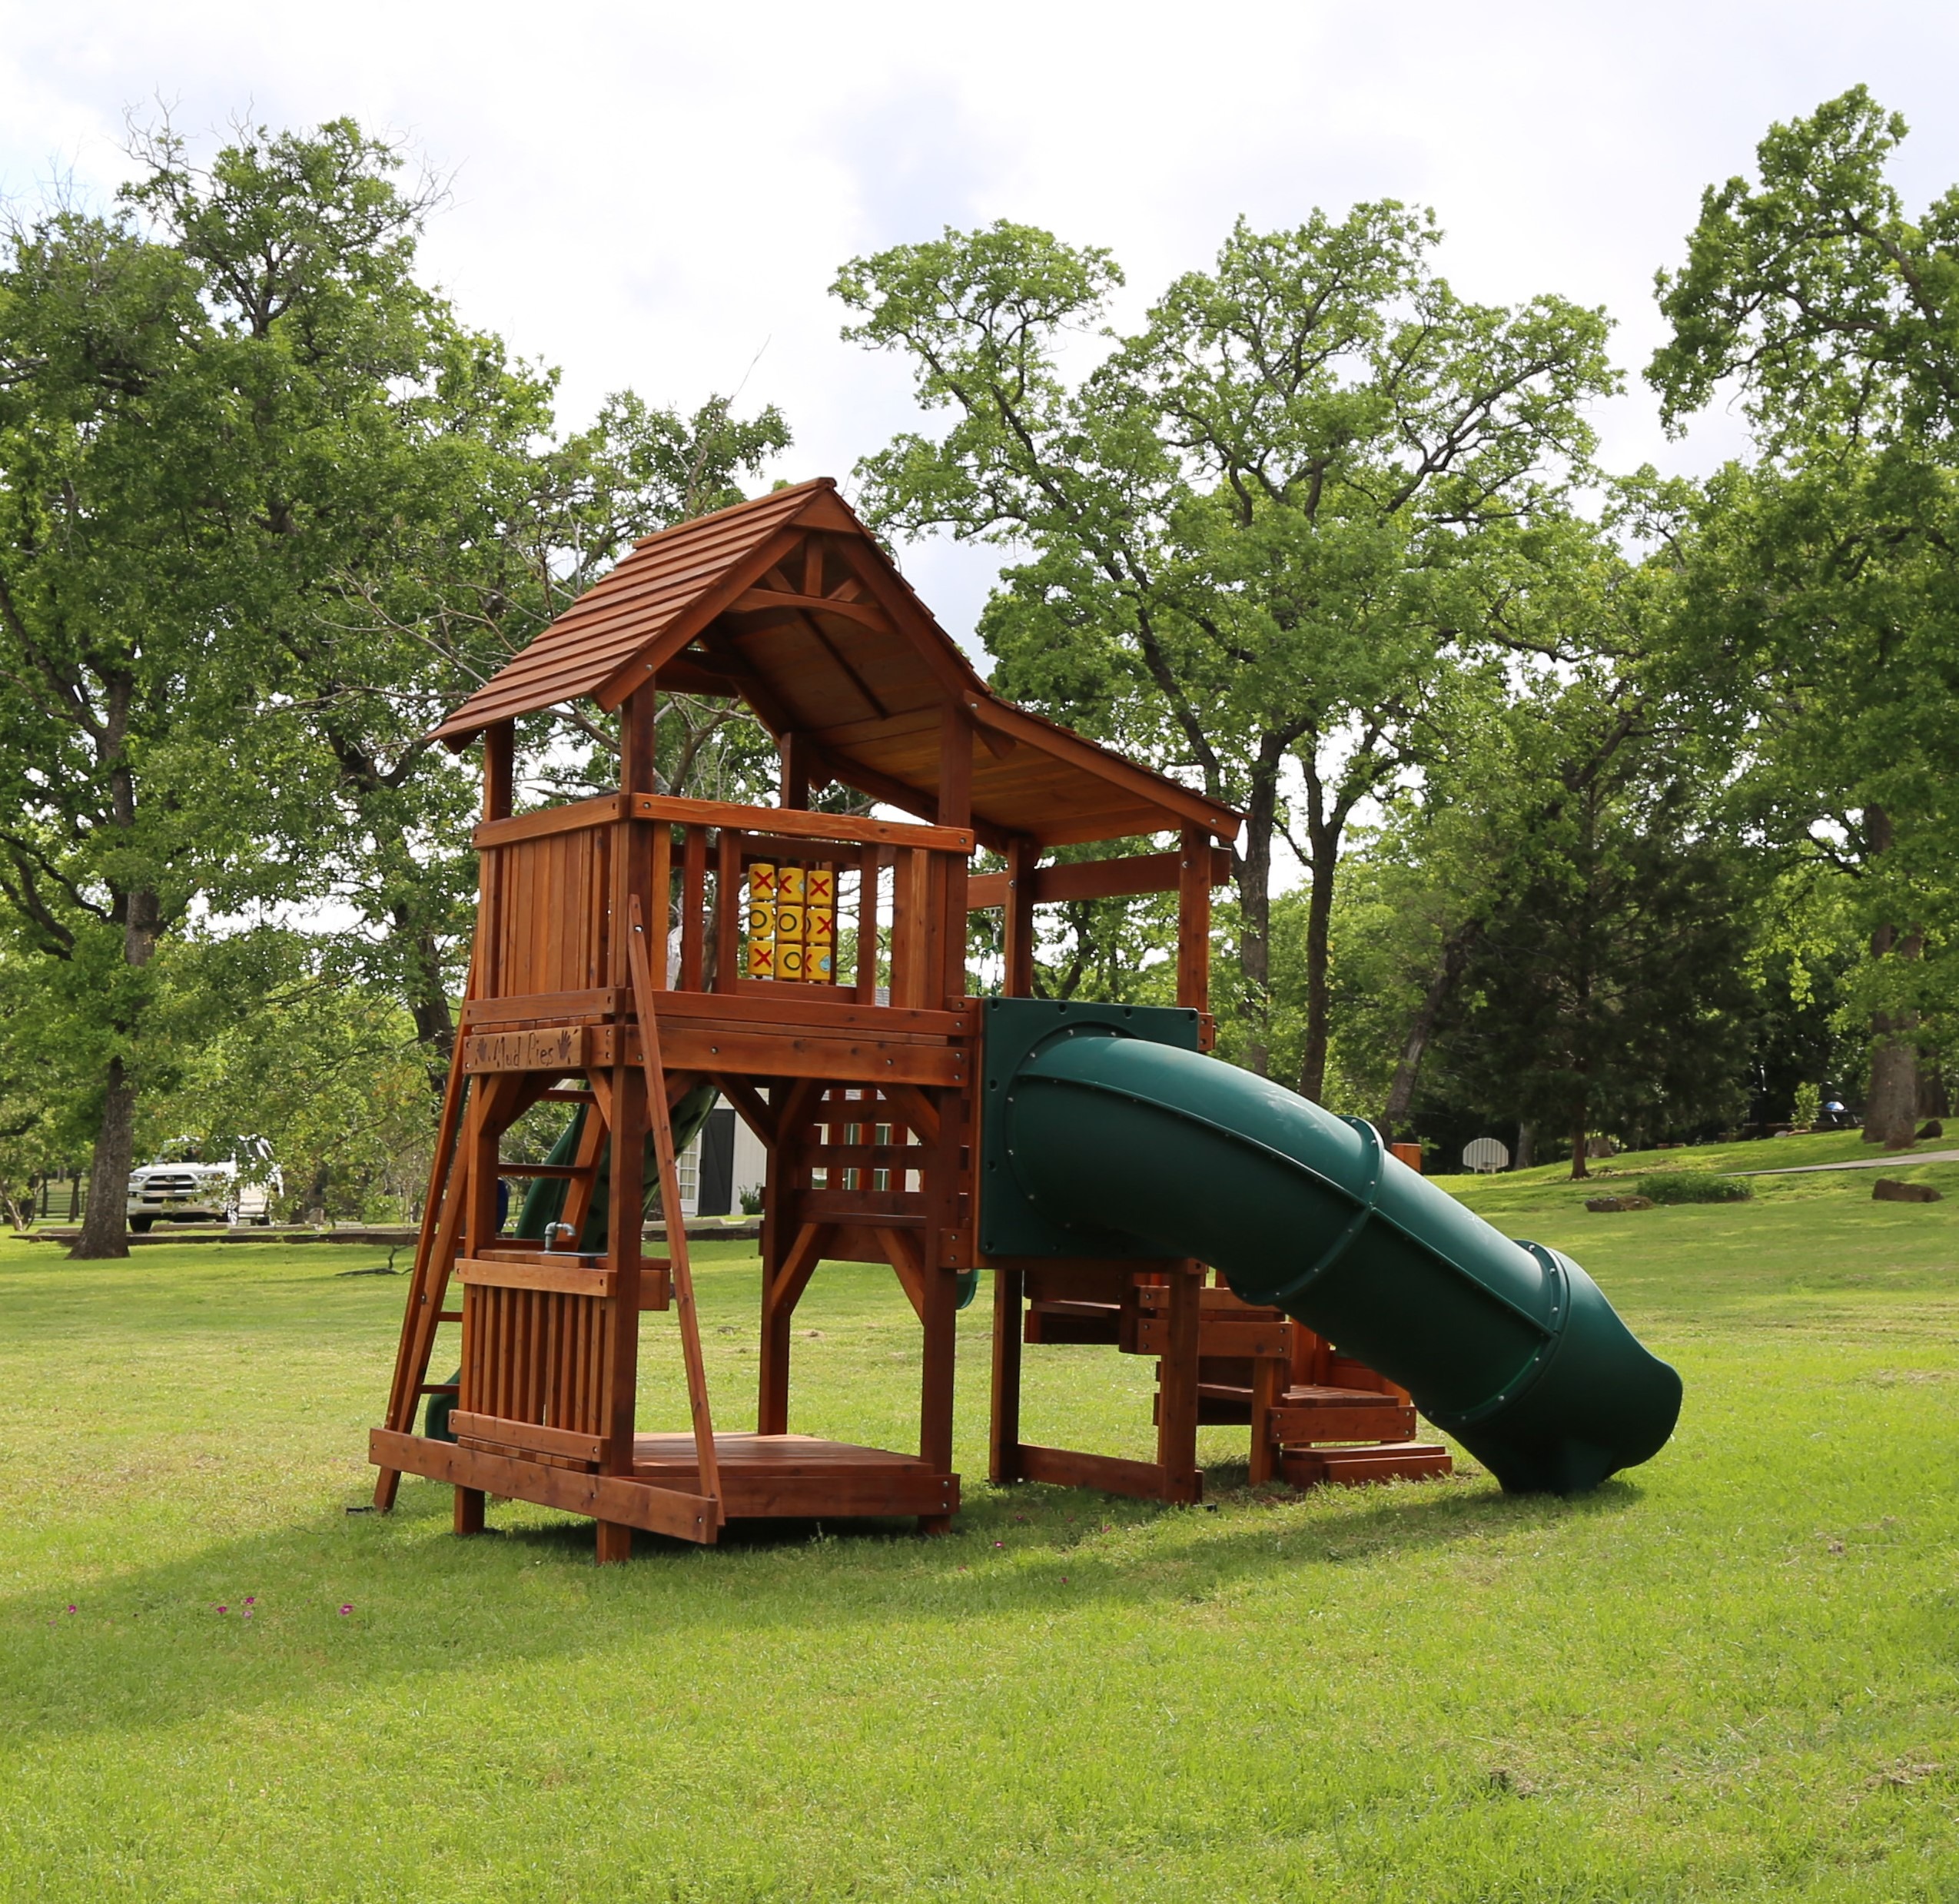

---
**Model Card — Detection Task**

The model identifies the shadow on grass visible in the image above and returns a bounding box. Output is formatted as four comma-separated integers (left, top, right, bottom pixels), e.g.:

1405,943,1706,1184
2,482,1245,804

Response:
0,1461,1645,1746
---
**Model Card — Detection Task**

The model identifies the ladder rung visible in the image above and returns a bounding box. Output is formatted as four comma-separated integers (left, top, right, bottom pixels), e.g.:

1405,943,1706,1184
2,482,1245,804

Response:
496,1163,587,1179
437,1311,462,1323
539,1088,594,1101
416,1382,459,1395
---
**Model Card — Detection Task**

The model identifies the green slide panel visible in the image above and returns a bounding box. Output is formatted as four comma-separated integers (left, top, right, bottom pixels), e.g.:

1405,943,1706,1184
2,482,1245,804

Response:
982,1001,1682,1495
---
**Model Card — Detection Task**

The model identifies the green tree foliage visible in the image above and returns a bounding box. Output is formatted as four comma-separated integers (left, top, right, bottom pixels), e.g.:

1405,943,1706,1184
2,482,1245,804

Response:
1650,87,1959,1142
1426,685,1756,1178
835,212,1617,1096
0,118,790,1254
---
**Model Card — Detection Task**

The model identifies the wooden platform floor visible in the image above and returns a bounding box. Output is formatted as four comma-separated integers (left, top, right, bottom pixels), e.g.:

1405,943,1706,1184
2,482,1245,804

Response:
370,1426,956,1540
630,1433,956,1519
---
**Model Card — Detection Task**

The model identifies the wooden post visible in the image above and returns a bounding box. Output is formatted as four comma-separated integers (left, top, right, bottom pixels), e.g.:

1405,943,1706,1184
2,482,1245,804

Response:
1177,823,1212,1012
918,1249,958,1534
1249,1353,1283,1487
1157,1261,1203,1504
756,1081,819,1433
938,703,973,1007
855,844,885,1004
679,826,707,991
483,720,514,823
622,685,659,796
989,1268,1024,1483
453,1487,486,1536
1003,836,1038,997
781,730,816,810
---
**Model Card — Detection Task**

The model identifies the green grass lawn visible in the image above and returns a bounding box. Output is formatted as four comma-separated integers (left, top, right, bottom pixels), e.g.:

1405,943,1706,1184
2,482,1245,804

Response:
2,1188,1956,1902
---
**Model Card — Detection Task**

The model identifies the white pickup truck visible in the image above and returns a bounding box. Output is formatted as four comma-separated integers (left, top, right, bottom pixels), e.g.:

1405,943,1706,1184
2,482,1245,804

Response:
126,1139,281,1231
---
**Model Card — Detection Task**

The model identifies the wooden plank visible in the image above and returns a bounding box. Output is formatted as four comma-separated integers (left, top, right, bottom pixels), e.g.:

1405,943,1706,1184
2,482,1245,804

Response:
679,825,708,991
709,1073,778,1147
990,1268,1025,1484
593,1023,971,1088
1001,836,1037,995
483,722,515,822
370,1429,718,1543
759,1221,829,1434
1155,1264,1203,1504
1134,1314,1294,1360
628,893,723,1525
1280,1442,1453,1490
454,1256,672,1309
1267,1402,1418,1445
450,1411,606,1464
1016,1444,1170,1499
463,989,623,1029
966,846,1234,911
1023,1304,1122,1346
463,1026,592,1074
458,1256,613,1298
791,1190,925,1223
1022,1264,1135,1303
879,1082,941,1147
627,793,973,856
716,1471,958,1518
665,988,968,1038
714,822,742,995
649,816,672,989
374,942,480,1510
727,585,890,630
876,1225,928,1324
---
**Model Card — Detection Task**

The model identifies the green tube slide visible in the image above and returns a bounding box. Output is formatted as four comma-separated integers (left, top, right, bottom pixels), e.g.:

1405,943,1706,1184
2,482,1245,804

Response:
981,1002,1682,1496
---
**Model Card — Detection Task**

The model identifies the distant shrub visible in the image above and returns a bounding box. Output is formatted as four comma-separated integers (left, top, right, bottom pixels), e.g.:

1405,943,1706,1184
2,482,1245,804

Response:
1639,1171,1754,1205
739,1185,765,1215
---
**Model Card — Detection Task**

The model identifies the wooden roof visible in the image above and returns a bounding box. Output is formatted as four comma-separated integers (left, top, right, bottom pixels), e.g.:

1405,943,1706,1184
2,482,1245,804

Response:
433,479,1240,849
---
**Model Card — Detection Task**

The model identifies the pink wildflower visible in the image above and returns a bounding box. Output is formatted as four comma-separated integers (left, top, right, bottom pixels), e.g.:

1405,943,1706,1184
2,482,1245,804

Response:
339,1603,353,1615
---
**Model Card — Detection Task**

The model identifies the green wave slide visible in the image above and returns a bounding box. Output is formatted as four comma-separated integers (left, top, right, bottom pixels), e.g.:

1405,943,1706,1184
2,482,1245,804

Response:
980,1001,1682,1495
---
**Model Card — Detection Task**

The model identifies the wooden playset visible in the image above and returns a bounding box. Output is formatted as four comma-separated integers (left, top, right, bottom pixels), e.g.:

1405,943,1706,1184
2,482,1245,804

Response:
370,479,1448,1558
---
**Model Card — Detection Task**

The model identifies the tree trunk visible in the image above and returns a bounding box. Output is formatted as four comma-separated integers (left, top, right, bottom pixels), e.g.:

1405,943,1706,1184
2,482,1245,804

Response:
1862,922,1922,1146
1380,917,1484,1134
1569,1118,1589,1181
394,903,457,1091
1298,835,1335,1104
1516,1121,1536,1171
69,887,161,1261
72,1056,139,1258
1235,760,1280,1078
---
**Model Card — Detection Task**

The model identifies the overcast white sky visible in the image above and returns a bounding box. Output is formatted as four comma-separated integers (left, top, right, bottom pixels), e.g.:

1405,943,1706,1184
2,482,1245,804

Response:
4,0,1957,645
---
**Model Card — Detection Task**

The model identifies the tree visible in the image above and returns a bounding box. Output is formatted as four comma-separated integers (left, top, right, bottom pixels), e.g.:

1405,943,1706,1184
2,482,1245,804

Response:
124,125,792,1088
0,118,795,1260
0,195,309,1256
1650,87,1959,1141
1426,677,1756,1177
836,211,1617,1095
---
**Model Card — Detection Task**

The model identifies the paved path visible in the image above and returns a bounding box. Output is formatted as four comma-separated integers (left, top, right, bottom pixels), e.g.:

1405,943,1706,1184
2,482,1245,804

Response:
1739,1148,1959,1178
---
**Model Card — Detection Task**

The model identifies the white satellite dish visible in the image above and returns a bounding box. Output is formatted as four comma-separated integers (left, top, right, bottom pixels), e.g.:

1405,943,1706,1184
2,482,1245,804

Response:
1462,1137,1511,1175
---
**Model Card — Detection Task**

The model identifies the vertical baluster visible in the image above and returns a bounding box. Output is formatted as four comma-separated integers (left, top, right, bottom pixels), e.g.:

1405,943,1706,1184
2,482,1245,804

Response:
715,828,742,992
649,822,672,989
680,826,706,990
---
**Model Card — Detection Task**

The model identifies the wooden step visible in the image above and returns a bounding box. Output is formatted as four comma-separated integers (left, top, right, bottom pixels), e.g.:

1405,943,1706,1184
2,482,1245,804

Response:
1280,1441,1452,1489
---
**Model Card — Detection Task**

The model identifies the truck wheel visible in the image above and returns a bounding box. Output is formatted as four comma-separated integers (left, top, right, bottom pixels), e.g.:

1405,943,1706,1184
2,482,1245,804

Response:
130,1217,153,1234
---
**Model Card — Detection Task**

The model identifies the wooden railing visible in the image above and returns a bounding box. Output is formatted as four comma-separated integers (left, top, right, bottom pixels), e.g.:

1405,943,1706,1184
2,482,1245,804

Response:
470,793,975,1011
